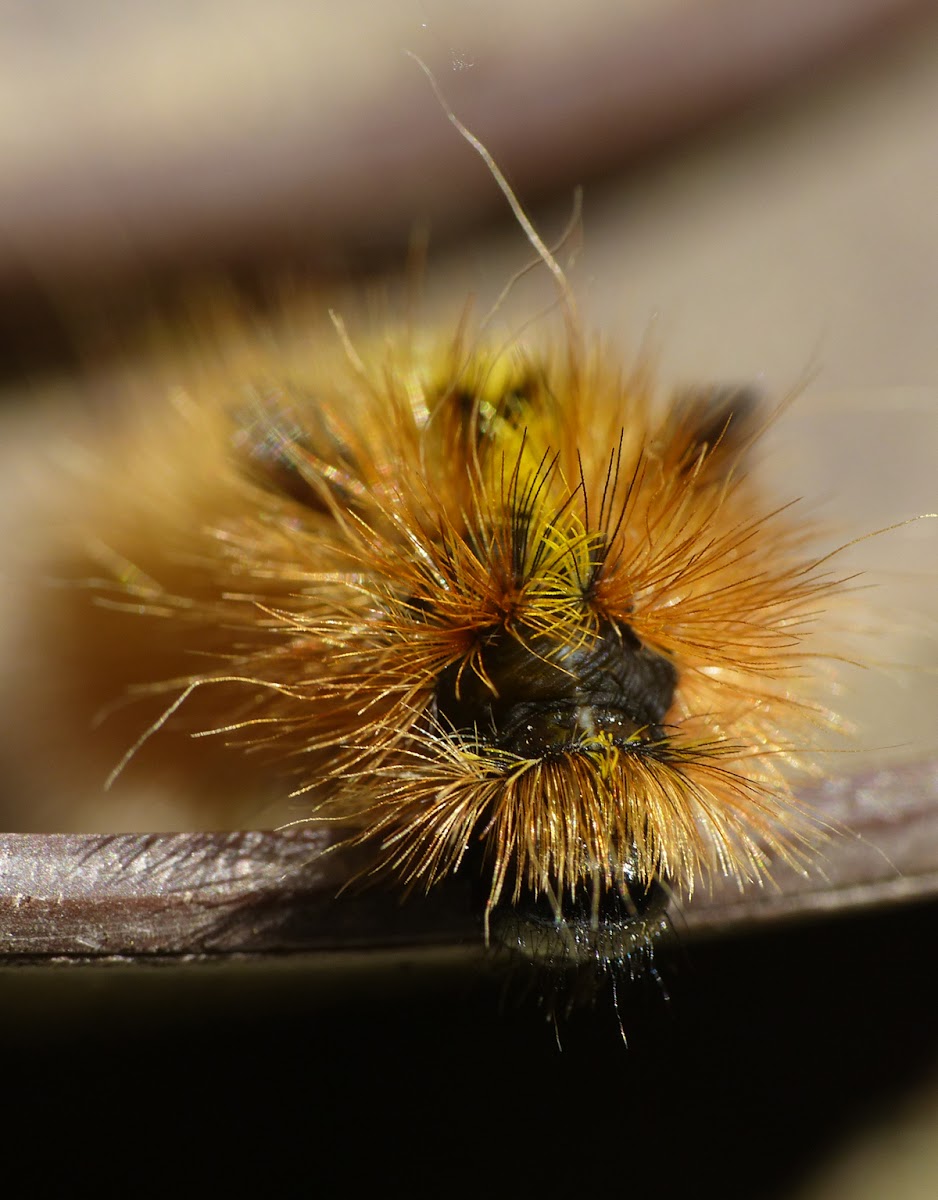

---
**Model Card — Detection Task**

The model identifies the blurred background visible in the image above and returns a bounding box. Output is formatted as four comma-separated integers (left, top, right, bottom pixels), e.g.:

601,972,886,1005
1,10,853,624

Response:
1,1,937,1194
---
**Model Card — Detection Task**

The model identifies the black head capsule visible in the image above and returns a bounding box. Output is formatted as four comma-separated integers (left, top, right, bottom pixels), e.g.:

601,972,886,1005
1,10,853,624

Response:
488,859,672,971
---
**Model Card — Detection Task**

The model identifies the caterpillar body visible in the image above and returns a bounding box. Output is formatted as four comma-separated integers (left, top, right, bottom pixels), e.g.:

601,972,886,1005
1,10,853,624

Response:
43,302,843,972
11,71,859,979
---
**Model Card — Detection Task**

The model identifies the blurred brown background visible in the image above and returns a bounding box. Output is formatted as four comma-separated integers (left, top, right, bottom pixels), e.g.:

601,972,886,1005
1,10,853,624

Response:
3,0,936,808
1,2,937,1195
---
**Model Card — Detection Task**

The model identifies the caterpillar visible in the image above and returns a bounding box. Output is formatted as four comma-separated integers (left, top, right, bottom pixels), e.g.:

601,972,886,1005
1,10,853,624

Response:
2,63,880,982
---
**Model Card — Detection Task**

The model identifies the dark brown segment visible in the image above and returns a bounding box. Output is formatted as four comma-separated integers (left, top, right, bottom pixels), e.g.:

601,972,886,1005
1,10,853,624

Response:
435,618,677,754
669,383,762,473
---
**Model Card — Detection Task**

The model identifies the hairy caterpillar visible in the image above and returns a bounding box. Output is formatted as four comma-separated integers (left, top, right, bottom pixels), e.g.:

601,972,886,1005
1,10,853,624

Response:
3,61,922,987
